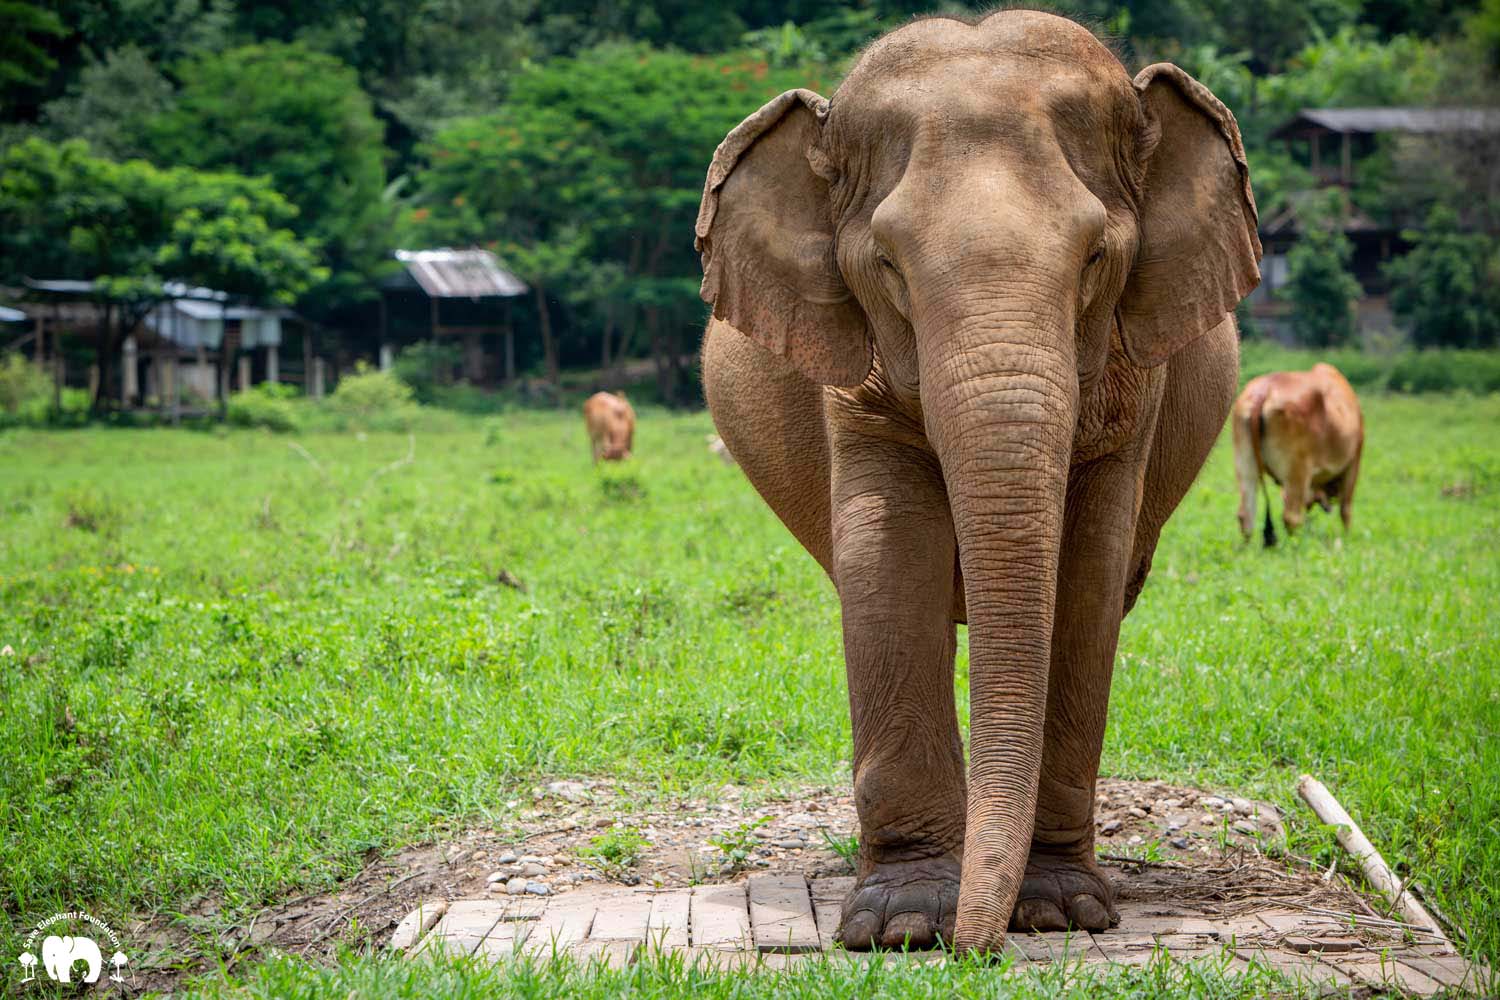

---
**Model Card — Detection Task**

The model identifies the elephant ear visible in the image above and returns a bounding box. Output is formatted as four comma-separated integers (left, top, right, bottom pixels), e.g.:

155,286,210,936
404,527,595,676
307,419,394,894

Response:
1119,64,1262,369
696,89,871,387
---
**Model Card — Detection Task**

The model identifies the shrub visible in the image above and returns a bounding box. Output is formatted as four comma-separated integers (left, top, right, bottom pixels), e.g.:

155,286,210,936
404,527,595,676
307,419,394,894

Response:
1283,226,1362,348
0,352,52,424
1238,341,1500,394
227,382,301,432
325,362,421,430
392,341,461,404
1385,205,1500,349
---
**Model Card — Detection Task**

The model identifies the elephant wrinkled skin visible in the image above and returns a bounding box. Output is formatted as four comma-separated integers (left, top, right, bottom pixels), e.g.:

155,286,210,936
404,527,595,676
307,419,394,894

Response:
697,12,1259,954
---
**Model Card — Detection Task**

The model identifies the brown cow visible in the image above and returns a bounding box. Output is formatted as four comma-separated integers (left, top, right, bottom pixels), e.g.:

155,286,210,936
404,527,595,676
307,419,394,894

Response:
1231,363,1364,545
583,391,635,462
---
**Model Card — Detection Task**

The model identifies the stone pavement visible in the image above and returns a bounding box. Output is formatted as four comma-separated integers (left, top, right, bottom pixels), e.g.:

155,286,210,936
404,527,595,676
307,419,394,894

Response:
393,872,1485,994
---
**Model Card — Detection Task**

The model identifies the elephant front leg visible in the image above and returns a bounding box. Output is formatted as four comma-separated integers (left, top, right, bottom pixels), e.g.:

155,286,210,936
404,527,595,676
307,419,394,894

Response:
830,433,966,950
1016,457,1145,933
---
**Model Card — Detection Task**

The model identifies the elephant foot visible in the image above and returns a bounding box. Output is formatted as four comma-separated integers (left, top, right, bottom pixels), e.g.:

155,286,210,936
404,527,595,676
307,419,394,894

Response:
1009,847,1118,932
837,854,960,950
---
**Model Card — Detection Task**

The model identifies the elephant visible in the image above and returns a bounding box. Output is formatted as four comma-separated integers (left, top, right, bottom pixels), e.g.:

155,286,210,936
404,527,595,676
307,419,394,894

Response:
1232,363,1363,545
41,934,103,983
583,391,636,462
697,11,1259,954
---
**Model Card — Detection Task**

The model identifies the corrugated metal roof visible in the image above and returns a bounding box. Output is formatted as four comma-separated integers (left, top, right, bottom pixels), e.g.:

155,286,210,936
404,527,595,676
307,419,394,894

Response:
0,305,27,322
23,278,231,301
1273,107,1500,138
392,248,528,298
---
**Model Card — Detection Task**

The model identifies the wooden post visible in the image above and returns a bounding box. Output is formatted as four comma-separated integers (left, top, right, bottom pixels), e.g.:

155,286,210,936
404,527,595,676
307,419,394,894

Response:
237,354,251,391
504,326,515,383
266,344,279,384
312,356,326,399
303,325,313,393
1341,131,1352,186
1311,131,1321,172
167,355,180,424
379,343,394,371
1296,775,1449,943
122,336,138,404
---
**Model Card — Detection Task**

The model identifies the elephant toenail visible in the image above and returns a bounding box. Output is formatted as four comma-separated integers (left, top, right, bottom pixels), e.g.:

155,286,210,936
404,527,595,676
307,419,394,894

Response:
1069,893,1113,930
838,910,882,949
879,911,932,949
1011,898,1068,933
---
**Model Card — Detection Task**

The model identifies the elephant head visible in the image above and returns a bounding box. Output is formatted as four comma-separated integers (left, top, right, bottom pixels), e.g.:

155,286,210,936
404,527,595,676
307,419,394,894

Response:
697,11,1259,952
41,934,103,983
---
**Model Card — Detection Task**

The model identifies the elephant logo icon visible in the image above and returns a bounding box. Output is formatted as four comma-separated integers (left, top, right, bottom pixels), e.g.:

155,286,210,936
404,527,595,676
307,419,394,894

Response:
41,935,103,983
17,910,128,987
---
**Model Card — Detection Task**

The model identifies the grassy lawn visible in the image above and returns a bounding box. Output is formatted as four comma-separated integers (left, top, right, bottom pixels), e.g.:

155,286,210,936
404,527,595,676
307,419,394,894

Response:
2,390,1497,995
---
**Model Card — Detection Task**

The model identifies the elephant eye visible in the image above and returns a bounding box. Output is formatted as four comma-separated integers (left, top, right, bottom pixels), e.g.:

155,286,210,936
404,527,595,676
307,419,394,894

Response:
1085,244,1105,268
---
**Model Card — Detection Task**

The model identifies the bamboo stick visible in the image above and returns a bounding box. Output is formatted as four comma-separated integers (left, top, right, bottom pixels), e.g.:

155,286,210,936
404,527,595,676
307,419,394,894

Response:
1296,774,1451,947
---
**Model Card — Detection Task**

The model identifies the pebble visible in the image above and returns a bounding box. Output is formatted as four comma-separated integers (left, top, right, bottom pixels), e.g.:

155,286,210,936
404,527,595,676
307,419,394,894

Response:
1166,822,1182,833
524,881,551,896
1231,798,1254,816
506,877,527,895
753,859,771,868
775,840,807,849
595,818,614,828
1127,807,1148,819
1159,798,1182,809
520,862,548,877
1169,837,1190,849
1232,819,1257,836
1200,813,1216,825
519,855,547,865
486,871,507,884
1127,835,1143,846
1101,819,1123,835
497,852,518,865
546,780,588,803
1199,796,1227,810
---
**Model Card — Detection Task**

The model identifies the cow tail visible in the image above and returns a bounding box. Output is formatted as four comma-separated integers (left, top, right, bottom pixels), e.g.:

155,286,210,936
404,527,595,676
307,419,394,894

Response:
1248,391,1277,548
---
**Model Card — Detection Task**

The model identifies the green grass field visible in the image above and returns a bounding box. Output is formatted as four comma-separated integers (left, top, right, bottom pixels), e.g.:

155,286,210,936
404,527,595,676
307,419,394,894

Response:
2,390,1497,996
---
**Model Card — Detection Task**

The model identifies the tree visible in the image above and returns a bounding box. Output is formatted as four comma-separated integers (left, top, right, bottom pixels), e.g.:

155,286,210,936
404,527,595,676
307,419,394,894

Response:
0,138,325,410
0,1,65,91
148,42,390,316
1385,204,1500,348
408,43,819,401
40,47,174,160
1283,214,1363,348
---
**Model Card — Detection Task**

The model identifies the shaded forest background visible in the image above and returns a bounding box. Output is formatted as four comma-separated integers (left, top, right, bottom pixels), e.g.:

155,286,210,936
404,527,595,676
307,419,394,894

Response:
2,0,1497,404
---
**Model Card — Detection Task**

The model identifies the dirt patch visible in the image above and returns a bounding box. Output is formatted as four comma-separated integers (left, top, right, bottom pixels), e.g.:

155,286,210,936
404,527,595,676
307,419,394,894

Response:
115,777,1330,993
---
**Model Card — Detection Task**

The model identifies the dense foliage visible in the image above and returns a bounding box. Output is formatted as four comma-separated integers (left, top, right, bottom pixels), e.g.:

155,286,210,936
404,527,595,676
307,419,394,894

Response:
1284,226,1363,348
0,0,1496,395
1385,205,1500,348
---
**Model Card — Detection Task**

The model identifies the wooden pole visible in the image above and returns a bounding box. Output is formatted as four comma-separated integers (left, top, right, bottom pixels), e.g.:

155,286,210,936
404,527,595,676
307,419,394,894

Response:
1296,775,1450,945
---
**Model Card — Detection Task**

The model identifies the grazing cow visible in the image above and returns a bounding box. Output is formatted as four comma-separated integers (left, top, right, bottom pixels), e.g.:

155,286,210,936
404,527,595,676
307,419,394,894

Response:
1231,363,1363,545
583,391,635,462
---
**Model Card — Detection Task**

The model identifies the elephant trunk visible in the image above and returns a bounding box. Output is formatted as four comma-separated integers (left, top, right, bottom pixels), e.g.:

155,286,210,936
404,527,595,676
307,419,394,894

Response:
918,301,1078,953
